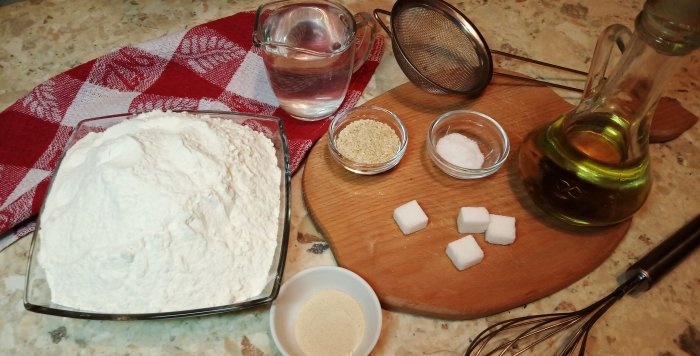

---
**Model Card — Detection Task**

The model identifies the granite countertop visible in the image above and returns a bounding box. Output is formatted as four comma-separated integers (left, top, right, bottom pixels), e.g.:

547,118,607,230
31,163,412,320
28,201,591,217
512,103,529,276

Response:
1,0,698,355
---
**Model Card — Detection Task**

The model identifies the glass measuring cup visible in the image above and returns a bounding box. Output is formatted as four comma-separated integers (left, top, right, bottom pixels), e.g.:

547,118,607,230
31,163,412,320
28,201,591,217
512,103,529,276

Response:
253,0,376,121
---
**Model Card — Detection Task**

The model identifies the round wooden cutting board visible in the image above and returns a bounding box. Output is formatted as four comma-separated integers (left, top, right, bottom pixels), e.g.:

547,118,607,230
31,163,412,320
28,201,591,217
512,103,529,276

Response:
302,76,632,320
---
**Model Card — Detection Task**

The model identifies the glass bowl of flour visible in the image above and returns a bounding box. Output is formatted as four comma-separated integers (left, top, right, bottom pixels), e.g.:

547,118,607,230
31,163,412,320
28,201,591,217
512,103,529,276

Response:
24,110,291,320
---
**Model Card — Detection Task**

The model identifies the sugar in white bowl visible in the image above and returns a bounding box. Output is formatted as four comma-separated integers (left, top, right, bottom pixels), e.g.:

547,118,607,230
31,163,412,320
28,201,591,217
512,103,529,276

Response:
393,200,429,235
485,214,517,245
445,235,484,271
457,207,490,233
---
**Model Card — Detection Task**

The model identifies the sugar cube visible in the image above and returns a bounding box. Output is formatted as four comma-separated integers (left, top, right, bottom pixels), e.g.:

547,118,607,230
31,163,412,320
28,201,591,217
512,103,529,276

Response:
485,214,517,245
445,235,484,271
457,207,490,233
393,200,429,235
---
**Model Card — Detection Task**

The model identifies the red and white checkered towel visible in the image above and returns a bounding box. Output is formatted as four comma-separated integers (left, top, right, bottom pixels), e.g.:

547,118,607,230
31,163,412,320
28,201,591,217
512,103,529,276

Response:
0,11,385,248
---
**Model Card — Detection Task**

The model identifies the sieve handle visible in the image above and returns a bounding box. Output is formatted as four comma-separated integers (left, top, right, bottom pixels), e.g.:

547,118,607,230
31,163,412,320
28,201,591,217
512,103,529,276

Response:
492,72,584,93
491,50,588,76
373,9,393,37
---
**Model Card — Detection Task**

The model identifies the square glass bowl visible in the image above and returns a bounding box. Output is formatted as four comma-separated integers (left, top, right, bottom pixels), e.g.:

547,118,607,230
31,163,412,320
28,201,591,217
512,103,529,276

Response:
426,110,509,179
23,111,291,320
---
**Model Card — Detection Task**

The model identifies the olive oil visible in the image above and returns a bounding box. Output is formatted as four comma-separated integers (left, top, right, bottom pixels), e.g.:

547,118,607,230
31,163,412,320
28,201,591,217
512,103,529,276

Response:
518,113,651,226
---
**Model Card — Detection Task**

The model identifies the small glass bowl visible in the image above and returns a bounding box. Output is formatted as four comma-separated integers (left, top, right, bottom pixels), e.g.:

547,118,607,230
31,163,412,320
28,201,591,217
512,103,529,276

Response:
328,106,408,175
426,110,510,179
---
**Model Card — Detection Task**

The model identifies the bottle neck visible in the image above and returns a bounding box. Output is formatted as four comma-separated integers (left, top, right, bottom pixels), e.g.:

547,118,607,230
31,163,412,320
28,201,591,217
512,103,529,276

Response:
576,0,699,123
636,0,700,56
567,34,682,164
564,2,697,164
584,31,683,124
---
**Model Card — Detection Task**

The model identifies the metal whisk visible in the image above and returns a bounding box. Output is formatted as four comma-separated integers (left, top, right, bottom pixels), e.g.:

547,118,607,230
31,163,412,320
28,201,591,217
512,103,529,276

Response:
466,214,700,356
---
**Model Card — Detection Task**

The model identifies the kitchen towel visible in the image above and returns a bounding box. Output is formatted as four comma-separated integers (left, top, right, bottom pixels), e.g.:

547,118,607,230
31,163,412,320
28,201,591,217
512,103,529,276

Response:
0,11,385,250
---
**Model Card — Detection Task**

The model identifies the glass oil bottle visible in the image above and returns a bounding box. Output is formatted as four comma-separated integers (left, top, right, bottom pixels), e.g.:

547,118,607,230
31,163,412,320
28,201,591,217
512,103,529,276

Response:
518,0,700,226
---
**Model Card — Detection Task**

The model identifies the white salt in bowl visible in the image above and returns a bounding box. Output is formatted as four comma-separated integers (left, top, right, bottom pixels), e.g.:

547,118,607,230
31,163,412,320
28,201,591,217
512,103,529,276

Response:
427,110,510,179
327,106,408,175
269,266,382,356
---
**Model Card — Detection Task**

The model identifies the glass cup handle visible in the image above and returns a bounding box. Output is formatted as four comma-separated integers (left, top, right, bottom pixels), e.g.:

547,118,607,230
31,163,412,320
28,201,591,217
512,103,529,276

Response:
583,24,633,97
352,12,377,73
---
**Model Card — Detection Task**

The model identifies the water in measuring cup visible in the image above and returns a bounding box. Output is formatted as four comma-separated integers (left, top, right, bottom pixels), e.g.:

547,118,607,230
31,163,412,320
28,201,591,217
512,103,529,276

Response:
261,5,355,120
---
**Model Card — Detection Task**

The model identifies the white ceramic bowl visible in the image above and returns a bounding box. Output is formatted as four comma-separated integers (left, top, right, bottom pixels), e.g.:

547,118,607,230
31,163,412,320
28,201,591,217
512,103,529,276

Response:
270,266,382,355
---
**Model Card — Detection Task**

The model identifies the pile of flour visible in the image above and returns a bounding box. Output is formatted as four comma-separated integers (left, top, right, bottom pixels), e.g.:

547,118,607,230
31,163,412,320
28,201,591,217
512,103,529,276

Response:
37,110,282,313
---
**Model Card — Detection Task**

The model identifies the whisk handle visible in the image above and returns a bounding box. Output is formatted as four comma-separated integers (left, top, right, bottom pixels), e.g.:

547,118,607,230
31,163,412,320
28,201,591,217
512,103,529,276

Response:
625,214,700,292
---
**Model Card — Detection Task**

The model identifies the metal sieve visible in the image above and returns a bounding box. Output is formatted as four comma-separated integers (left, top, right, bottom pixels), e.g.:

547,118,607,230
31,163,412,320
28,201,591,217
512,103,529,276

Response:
374,0,587,96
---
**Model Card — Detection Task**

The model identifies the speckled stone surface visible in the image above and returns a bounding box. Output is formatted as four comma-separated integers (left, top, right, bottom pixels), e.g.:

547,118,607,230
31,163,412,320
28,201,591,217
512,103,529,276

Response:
1,0,698,355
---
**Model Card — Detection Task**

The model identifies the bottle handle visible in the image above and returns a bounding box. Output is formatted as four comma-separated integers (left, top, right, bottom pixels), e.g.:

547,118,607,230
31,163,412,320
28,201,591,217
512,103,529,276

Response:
583,24,633,97
352,12,377,73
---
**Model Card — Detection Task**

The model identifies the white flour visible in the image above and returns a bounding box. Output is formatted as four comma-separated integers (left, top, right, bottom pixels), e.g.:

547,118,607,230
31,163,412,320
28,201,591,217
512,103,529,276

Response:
37,111,282,313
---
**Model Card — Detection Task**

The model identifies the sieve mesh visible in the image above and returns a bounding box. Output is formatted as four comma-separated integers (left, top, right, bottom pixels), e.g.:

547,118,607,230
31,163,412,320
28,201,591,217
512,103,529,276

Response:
391,3,492,94
376,0,584,95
